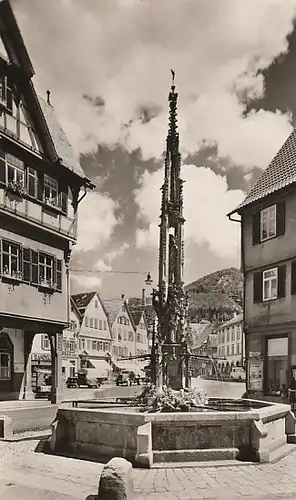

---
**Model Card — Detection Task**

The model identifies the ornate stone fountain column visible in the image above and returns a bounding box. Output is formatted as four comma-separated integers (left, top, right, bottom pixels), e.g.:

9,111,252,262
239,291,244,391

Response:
152,71,190,390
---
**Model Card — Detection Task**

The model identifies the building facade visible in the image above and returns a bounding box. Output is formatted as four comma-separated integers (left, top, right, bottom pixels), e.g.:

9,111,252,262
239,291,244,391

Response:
130,310,150,357
190,322,218,377
216,313,245,374
61,305,80,380
71,292,112,379
228,128,296,400
0,1,92,402
103,297,136,360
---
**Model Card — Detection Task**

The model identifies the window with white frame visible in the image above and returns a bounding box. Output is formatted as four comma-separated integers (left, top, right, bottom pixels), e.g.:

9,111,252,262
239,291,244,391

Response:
2,240,22,279
99,320,102,330
39,253,54,286
0,352,10,379
90,317,94,328
104,321,107,330
0,76,13,112
6,153,25,189
44,174,59,207
260,205,276,242
41,335,50,350
263,268,278,301
94,318,98,329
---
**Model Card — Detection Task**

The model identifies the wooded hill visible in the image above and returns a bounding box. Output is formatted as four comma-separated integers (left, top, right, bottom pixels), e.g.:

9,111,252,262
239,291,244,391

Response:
185,267,243,323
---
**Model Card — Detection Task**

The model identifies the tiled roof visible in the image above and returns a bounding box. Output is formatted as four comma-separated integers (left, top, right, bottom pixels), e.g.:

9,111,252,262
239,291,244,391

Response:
38,97,87,180
217,313,243,329
71,291,96,314
230,129,296,214
130,310,143,326
103,299,125,326
128,303,156,327
191,323,217,349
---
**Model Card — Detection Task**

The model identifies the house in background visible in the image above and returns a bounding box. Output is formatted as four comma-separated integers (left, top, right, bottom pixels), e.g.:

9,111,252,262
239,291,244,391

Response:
190,322,218,377
228,128,296,401
103,296,135,360
103,295,150,374
61,302,80,380
129,309,150,357
71,292,112,380
215,313,245,375
0,0,92,402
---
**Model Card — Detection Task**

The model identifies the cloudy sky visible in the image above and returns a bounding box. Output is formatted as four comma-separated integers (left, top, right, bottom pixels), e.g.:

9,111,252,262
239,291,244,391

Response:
11,0,296,299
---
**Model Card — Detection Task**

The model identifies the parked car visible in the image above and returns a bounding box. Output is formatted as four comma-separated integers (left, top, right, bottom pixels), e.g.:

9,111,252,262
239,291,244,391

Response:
66,372,101,389
230,367,246,382
116,370,133,386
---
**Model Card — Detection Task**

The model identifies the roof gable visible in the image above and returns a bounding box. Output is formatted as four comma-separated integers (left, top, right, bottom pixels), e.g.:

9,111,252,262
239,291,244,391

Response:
230,128,296,214
0,0,89,183
71,291,96,315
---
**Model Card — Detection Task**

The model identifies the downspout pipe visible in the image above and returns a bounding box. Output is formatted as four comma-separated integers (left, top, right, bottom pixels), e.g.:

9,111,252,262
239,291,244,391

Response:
228,213,246,376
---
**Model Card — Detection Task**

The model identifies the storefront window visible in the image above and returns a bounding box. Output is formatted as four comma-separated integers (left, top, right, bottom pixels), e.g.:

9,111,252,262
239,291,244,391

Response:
267,337,288,396
0,352,10,379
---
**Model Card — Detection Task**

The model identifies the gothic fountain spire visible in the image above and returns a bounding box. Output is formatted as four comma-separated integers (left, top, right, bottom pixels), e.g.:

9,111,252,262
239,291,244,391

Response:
152,71,190,390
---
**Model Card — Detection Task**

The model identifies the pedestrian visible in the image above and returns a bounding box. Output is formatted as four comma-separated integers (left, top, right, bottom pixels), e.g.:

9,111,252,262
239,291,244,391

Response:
289,374,296,411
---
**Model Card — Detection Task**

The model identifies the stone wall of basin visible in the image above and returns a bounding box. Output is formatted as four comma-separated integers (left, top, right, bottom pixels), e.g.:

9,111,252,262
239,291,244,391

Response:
51,400,296,466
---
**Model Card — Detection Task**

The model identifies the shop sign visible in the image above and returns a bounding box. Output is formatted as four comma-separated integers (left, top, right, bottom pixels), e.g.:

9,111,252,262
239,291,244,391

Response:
248,359,263,391
31,353,51,362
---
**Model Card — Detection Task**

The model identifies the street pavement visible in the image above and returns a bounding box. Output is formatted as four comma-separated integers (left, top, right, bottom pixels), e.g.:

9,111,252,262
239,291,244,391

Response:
0,379,295,499
0,439,296,499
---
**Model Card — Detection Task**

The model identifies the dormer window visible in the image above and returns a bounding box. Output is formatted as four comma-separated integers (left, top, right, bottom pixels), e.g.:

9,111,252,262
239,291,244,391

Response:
0,76,13,114
44,174,58,207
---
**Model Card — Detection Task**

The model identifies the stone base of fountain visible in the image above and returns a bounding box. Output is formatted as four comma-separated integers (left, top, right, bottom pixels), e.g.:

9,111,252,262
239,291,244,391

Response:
50,398,296,467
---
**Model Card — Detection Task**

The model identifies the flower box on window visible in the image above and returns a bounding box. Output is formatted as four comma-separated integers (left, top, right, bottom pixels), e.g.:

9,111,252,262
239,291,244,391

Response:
6,180,26,197
39,277,55,291
44,196,61,212
2,266,23,282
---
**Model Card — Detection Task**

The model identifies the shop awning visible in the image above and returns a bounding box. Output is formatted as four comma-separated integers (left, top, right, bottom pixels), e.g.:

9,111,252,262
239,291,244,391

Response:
87,359,111,378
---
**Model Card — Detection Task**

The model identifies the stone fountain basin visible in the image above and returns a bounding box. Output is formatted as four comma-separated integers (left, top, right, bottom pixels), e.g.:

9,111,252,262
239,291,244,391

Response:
51,398,296,467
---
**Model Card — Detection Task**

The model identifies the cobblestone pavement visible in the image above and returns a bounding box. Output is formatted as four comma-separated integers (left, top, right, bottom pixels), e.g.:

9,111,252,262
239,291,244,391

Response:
1,441,296,499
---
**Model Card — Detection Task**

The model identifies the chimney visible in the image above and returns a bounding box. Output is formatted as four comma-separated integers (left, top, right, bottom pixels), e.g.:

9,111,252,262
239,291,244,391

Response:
121,293,128,304
142,288,146,306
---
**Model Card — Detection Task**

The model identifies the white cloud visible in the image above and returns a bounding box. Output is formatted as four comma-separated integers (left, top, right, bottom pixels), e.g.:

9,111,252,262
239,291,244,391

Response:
71,274,102,292
12,0,296,169
134,165,245,258
74,192,119,253
94,242,130,271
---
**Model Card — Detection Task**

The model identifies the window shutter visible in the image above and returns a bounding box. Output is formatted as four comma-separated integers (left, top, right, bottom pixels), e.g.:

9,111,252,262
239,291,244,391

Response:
23,248,31,283
56,259,62,291
253,271,262,303
252,212,260,245
291,262,296,295
276,202,285,237
278,264,286,299
31,250,39,285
